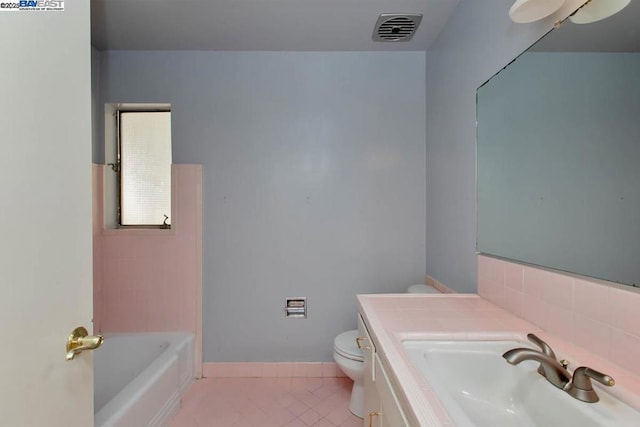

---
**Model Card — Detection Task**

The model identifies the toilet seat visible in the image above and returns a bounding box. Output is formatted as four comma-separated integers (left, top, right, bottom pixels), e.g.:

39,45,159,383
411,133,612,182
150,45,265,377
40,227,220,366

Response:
333,330,364,362
333,284,442,419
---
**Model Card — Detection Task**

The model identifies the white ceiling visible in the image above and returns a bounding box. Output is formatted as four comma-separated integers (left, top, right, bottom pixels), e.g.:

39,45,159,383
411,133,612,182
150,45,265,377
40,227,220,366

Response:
91,0,460,51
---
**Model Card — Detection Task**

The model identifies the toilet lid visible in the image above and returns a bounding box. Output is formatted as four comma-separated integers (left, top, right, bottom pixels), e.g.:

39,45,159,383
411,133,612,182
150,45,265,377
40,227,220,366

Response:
334,330,364,361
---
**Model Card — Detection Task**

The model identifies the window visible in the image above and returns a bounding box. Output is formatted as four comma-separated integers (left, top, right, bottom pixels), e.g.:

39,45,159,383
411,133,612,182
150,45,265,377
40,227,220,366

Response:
116,110,172,227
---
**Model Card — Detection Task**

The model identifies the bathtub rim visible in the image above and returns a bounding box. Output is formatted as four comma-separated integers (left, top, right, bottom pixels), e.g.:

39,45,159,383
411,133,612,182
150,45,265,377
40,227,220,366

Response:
94,332,194,427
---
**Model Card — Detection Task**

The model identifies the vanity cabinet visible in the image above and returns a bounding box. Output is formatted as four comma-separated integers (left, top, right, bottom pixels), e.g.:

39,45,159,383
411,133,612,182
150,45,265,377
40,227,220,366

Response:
374,353,410,426
358,314,410,427
358,314,380,426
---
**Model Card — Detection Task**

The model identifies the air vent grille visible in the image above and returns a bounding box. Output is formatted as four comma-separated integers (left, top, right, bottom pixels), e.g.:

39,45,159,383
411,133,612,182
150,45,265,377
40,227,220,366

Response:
373,13,423,42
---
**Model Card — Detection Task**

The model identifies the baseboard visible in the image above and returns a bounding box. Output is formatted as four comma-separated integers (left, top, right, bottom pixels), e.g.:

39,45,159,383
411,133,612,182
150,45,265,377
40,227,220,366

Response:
425,275,455,293
202,362,347,378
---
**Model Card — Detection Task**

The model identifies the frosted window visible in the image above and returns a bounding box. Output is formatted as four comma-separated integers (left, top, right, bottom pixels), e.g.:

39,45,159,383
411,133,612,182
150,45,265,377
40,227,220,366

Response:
120,112,172,226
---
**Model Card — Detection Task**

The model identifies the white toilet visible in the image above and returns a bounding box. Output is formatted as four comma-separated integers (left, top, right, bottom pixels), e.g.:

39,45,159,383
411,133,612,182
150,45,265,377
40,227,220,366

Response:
333,284,441,418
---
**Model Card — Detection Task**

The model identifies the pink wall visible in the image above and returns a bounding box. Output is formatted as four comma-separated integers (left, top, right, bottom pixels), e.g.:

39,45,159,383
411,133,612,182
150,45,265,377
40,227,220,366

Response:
478,254,640,377
92,164,202,342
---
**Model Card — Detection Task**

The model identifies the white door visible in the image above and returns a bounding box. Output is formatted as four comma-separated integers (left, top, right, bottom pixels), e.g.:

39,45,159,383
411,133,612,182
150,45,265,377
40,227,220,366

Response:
0,2,94,426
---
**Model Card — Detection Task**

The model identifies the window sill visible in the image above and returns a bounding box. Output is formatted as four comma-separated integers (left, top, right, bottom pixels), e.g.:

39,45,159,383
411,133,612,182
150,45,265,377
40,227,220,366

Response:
101,227,176,237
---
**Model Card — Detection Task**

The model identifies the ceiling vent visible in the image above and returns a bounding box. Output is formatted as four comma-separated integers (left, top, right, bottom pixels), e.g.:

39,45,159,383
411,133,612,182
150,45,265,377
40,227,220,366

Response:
373,13,423,42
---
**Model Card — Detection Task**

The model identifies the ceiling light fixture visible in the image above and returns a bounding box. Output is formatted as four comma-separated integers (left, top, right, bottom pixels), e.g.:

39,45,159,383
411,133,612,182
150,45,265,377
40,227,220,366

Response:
508,0,566,23
569,0,631,24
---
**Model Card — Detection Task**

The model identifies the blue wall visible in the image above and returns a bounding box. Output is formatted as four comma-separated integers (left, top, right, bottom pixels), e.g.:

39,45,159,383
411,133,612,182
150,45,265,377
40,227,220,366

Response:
98,51,427,361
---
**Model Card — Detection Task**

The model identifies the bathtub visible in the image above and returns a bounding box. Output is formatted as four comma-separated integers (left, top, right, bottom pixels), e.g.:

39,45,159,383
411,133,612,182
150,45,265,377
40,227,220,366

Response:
95,333,195,427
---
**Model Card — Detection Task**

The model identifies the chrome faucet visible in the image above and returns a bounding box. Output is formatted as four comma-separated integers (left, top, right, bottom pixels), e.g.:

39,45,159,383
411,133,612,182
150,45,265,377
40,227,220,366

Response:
526,333,568,379
503,347,572,389
502,333,615,403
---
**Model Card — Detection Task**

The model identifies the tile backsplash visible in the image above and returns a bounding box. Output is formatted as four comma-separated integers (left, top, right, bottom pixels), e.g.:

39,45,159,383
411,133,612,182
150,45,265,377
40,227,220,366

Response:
93,164,202,345
478,254,640,376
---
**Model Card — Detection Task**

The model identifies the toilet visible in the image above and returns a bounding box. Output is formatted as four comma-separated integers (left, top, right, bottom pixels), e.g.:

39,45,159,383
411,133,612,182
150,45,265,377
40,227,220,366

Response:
333,284,441,417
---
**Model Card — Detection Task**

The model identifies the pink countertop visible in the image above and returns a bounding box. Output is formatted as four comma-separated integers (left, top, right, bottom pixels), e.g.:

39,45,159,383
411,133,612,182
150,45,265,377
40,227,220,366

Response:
357,294,640,426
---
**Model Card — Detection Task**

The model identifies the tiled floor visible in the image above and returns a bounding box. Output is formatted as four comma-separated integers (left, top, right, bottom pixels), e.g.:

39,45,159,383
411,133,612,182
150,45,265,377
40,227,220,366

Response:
170,377,362,427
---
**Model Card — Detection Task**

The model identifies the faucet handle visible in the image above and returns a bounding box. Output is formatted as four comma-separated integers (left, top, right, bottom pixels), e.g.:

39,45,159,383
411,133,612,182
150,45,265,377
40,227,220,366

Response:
567,366,615,403
527,333,558,378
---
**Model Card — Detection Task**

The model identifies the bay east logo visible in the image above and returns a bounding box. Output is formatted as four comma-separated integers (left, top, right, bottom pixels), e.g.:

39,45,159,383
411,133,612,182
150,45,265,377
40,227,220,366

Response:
0,0,64,11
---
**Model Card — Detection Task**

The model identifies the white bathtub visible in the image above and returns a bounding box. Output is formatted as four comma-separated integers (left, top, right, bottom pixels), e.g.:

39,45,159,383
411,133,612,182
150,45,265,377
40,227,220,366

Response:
95,333,195,427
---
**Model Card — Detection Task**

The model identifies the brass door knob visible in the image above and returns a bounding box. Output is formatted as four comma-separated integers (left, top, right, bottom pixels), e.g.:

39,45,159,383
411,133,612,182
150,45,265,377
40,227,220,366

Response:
66,326,103,361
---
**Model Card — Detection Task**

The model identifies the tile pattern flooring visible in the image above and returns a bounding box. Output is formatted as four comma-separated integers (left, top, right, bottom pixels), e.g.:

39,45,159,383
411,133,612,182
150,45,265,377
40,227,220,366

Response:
170,377,362,427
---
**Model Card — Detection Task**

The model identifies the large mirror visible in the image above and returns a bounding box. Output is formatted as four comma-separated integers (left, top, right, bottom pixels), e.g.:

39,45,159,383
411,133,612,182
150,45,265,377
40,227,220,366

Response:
477,1,640,287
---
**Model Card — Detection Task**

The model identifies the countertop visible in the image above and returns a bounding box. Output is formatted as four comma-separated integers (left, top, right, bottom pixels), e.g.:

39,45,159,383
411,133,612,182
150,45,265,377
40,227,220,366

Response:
357,293,640,426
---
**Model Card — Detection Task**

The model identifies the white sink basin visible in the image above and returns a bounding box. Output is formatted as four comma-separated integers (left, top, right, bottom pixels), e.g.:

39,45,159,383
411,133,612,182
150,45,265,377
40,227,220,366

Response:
402,340,640,427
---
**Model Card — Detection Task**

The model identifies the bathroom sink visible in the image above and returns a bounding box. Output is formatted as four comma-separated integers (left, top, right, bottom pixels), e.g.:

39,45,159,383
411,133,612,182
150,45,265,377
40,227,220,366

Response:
402,340,640,427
